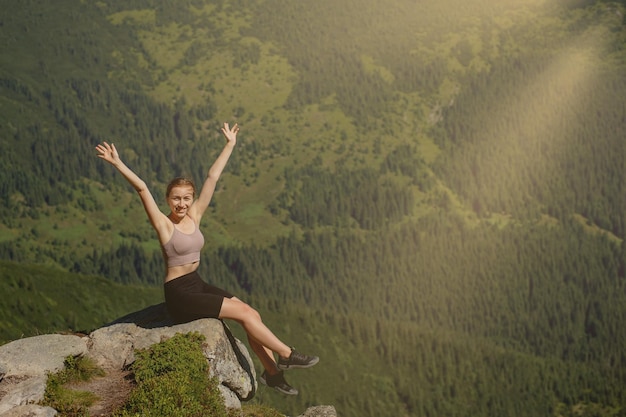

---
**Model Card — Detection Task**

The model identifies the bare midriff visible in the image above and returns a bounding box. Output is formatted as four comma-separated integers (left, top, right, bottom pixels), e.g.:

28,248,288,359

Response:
164,261,200,283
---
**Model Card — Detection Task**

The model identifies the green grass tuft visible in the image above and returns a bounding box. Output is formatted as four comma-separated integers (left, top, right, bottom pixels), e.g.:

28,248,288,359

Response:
113,332,228,417
41,355,105,416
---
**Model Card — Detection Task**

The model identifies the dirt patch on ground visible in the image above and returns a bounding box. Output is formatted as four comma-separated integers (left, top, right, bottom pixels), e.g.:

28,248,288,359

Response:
68,369,135,416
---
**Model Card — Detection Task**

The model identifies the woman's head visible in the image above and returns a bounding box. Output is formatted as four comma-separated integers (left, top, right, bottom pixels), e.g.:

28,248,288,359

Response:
166,177,196,219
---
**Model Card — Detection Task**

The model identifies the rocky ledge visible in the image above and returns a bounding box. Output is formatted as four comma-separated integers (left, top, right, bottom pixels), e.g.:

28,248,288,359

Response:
0,303,336,417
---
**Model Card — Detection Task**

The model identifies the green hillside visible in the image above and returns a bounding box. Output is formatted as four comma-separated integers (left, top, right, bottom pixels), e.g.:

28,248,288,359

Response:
1,0,625,416
0,260,162,344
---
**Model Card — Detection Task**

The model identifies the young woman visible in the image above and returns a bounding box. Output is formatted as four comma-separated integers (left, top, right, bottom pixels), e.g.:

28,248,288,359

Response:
96,122,318,395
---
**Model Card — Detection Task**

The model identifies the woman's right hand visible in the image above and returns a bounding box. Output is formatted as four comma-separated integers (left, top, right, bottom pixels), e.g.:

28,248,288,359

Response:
95,142,121,165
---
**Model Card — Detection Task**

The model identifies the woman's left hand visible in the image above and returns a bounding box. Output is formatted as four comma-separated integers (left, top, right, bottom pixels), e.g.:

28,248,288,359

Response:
221,122,239,145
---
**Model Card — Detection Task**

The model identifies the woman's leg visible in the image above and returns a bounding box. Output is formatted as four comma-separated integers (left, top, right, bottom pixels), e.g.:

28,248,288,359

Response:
229,311,282,375
219,297,292,360
247,335,281,375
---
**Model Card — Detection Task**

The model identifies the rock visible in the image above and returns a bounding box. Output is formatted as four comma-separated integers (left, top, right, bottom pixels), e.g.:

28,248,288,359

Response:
0,376,47,415
0,335,85,416
298,405,338,417
88,303,256,405
0,404,57,417
0,334,87,378
0,303,256,414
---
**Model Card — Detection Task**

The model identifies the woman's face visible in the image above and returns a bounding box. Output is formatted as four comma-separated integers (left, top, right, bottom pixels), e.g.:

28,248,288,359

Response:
167,185,194,219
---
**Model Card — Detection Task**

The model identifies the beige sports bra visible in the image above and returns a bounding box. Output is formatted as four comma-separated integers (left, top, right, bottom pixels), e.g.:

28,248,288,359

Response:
161,221,205,267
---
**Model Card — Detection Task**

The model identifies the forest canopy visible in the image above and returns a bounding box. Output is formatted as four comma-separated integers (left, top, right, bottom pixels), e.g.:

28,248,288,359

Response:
0,0,625,416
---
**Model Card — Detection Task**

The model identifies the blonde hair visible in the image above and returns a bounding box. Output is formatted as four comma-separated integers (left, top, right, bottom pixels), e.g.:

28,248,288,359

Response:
166,177,196,198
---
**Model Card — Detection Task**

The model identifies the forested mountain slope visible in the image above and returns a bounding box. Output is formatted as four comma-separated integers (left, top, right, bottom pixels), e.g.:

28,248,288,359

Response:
1,0,625,416
0,261,162,344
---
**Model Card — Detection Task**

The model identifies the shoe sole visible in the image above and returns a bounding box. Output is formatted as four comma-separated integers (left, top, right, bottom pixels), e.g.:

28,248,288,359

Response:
277,356,320,370
259,375,299,396
275,386,299,396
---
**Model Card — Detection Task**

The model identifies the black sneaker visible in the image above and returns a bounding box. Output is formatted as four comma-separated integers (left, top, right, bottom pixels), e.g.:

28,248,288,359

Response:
277,348,319,370
259,371,298,396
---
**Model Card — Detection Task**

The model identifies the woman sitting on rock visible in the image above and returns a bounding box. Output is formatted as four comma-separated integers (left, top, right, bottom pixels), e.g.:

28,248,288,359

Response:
95,122,318,396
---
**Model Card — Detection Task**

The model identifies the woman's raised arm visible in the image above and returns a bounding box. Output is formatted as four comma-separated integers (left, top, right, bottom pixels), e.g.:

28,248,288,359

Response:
190,123,238,222
95,142,171,242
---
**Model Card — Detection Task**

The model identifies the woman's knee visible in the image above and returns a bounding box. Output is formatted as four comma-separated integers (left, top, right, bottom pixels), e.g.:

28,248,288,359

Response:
242,303,262,322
